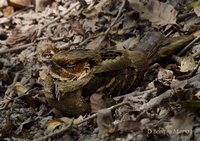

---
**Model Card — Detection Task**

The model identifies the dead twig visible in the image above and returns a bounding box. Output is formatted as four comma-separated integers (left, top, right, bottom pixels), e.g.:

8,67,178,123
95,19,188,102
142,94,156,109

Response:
37,2,79,37
140,89,172,110
33,119,74,141
178,36,200,56
34,102,129,141
113,88,157,101
79,0,125,47
177,61,200,80
0,43,34,55
104,0,126,35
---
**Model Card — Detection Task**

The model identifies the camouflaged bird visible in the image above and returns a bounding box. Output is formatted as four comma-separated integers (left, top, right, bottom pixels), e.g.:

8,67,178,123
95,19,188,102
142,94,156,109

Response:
43,32,195,116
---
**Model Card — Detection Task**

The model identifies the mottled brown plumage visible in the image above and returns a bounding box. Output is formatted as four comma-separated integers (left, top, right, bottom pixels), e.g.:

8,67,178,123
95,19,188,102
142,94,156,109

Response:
43,32,194,116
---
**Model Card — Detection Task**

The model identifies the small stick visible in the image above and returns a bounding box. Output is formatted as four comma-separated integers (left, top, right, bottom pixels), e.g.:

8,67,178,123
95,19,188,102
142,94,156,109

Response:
104,0,126,35
0,43,34,55
140,90,172,110
33,102,129,141
177,61,200,80
178,36,200,56
113,88,157,100
33,119,74,141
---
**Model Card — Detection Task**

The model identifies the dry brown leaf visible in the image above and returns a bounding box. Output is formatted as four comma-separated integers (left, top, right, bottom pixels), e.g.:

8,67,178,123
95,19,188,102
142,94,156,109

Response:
68,19,84,35
194,6,200,17
47,117,75,132
6,25,37,46
2,6,14,17
128,0,177,28
90,93,108,113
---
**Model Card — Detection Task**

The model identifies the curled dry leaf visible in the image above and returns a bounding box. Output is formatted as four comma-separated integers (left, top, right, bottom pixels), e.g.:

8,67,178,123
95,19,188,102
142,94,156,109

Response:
47,117,73,132
128,0,177,28
14,82,29,96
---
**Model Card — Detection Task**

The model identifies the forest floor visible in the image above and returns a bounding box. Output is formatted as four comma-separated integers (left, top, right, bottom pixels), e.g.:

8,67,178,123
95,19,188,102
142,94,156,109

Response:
1,0,200,140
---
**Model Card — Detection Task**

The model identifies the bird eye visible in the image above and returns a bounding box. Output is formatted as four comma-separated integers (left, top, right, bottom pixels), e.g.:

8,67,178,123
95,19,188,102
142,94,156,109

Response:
66,63,76,68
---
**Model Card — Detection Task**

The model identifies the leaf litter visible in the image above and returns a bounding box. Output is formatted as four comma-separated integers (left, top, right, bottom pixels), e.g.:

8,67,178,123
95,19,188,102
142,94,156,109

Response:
1,0,200,141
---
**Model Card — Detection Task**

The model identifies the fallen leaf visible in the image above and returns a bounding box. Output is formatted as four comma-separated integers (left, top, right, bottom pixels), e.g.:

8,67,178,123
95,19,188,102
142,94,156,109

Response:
90,93,108,113
128,0,177,28
47,119,63,132
180,53,196,72
68,18,84,35
2,6,14,17
6,25,37,46
195,90,200,99
90,93,115,113
194,6,200,17
14,82,29,96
